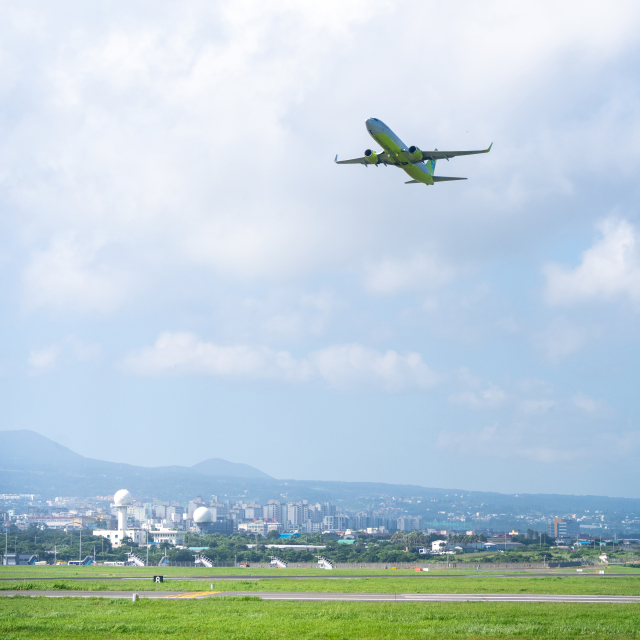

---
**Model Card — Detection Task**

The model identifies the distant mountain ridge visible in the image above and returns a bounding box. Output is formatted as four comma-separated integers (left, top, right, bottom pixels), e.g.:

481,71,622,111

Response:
0,429,272,480
2,430,640,519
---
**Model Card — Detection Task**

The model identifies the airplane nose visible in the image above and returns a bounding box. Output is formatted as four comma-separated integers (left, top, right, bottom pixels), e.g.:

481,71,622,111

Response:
366,118,381,133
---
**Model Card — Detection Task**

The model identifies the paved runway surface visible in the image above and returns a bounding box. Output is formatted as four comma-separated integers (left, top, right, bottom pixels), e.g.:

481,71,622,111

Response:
2,590,640,603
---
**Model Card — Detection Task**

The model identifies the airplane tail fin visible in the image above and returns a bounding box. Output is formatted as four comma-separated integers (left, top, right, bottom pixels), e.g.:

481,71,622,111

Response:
426,150,437,176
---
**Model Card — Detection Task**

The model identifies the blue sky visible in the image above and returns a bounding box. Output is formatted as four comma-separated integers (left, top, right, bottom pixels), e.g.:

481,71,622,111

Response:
2,1,640,497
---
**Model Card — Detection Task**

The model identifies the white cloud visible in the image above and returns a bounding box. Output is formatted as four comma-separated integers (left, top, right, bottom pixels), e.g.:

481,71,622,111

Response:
28,345,60,373
308,343,439,391
123,332,303,379
22,235,129,314
123,332,438,392
544,218,640,306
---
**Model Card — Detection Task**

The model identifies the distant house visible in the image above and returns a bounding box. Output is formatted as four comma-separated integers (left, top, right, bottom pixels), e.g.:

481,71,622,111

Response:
2,554,39,566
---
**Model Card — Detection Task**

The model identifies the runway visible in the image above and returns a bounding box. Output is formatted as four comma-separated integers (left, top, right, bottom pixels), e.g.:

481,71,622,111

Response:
2,590,640,603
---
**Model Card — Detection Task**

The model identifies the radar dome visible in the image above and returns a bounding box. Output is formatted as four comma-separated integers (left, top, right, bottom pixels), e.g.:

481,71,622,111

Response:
114,489,132,506
193,507,212,523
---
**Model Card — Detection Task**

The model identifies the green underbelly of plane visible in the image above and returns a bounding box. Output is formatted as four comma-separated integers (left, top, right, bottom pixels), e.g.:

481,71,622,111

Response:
373,133,434,185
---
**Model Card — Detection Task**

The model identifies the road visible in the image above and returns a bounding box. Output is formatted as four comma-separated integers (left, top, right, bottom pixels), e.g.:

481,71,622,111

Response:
2,590,640,603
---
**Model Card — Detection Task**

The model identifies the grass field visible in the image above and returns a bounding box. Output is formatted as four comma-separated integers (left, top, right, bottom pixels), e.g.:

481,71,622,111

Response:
3,565,639,580
1,596,640,639
1,576,639,595
0,566,507,578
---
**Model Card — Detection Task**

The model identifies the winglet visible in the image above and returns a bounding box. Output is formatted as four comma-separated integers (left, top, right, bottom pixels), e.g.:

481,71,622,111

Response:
334,154,338,163
486,143,493,153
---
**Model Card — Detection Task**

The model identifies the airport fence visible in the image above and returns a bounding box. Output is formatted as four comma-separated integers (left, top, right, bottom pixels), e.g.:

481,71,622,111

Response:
155,561,593,570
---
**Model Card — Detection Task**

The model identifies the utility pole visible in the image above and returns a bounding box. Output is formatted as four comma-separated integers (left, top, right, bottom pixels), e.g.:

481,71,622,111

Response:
146,531,149,567
79,530,82,562
54,545,57,565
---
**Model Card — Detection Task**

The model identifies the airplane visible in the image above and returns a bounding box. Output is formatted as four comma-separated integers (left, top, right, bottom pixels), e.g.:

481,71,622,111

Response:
335,118,492,186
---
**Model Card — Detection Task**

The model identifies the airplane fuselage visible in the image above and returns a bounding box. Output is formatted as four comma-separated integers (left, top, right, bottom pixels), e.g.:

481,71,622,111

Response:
366,118,435,185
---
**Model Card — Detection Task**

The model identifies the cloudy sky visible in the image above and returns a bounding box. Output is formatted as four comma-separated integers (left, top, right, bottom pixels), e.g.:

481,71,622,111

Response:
2,1,640,497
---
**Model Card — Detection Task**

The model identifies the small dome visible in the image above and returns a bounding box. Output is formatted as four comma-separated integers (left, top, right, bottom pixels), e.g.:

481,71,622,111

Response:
193,507,212,523
114,489,132,506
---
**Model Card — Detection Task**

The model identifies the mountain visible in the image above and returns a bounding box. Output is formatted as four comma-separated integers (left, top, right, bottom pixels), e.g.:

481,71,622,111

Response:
0,429,87,468
2,430,640,523
190,458,272,479
0,429,272,489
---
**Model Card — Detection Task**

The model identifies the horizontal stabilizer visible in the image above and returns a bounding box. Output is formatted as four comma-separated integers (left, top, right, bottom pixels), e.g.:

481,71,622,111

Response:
432,176,467,182
405,179,420,184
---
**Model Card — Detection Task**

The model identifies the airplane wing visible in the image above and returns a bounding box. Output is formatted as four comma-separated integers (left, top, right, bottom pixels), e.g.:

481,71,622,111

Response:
421,143,492,161
334,155,368,165
334,152,395,165
405,177,467,184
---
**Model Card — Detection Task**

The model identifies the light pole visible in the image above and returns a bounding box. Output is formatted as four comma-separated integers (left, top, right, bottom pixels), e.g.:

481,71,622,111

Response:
79,530,82,562
146,531,149,567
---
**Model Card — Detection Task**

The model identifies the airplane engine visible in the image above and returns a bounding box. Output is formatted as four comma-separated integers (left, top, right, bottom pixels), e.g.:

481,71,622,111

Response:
364,149,378,164
408,145,423,161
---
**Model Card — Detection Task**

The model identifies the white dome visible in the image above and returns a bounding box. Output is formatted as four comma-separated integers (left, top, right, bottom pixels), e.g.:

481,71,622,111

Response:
193,507,212,523
114,489,132,506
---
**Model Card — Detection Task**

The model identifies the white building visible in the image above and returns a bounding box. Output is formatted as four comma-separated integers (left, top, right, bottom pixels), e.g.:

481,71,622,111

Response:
431,540,450,553
323,515,349,532
150,528,185,546
238,520,282,536
92,489,133,549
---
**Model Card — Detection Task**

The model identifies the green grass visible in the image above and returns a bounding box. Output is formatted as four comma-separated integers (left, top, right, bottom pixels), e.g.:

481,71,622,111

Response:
1,597,639,639
1,576,639,595
4,565,638,581
0,566,448,579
